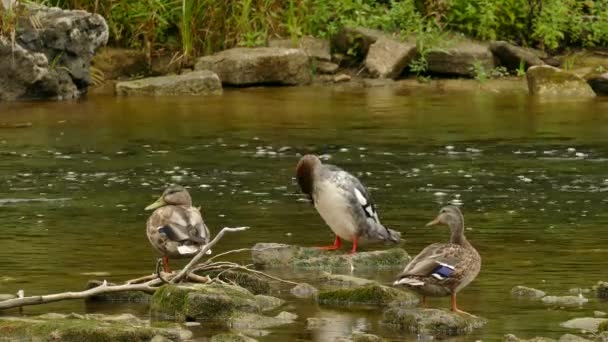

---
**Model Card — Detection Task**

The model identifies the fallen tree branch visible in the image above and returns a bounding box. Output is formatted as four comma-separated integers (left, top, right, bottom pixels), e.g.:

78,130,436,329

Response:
170,226,250,283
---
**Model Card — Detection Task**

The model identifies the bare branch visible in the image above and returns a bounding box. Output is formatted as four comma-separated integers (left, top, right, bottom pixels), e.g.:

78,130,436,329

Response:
170,226,250,283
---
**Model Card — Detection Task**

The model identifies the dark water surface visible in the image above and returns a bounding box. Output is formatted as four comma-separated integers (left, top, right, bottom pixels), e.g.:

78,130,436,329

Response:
1,86,607,341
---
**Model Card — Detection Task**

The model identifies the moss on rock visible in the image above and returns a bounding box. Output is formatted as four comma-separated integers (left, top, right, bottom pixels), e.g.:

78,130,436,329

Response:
526,65,596,97
0,313,191,342
197,270,271,295
382,308,486,337
317,284,418,307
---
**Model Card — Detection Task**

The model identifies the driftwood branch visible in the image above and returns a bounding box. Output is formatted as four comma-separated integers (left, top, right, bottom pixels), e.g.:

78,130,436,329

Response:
170,226,250,283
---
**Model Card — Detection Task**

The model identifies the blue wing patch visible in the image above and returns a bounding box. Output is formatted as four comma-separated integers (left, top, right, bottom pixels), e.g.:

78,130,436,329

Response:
431,262,455,280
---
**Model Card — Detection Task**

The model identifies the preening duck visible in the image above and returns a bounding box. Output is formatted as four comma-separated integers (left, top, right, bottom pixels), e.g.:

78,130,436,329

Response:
144,185,211,272
295,154,400,253
394,205,481,314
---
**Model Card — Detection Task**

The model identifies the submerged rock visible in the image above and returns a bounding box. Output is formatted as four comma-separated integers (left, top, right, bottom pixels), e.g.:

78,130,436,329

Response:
542,295,588,307
425,38,495,77
211,333,258,342
85,280,151,303
560,317,608,333
382,308,486,337
290,283,318,299
1,3,108,100
251,243,409,270
489,41,546,71
526,65,596,97
229,311,297,330
254,295,284,312
115,71,222,96
317,284,418,307
149,283,280,322
510,285,546,299
365,37,416,79
195,47,311,86
0,313,192,341
595,281,608,299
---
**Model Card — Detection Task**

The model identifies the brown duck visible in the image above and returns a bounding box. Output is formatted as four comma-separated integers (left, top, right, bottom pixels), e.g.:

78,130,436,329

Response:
145,185,211,273
394,205,481,314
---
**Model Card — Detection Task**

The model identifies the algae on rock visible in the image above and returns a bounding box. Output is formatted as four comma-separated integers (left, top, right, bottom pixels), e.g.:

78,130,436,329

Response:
317,284,418,307
382,308,486,337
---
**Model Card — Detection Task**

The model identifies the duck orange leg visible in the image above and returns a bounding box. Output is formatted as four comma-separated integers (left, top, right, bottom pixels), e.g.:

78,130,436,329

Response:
317,235,342,250
450,293,471,315
162,255,171,273
350,236,359,254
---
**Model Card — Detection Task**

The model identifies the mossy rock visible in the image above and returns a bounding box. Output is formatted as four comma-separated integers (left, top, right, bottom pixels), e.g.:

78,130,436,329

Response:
0,313,191,341
317,284,418,307
197,270,271,295
85,280,151,303
319,272,377,287
150,283,262,322
382,308,486,337
229,311,297,330
526,65,596,97
251,243,409,270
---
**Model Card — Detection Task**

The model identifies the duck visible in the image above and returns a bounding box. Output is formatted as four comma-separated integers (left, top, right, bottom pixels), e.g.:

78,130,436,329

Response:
295,154,400,253
393,205,481,314
144,185,211,273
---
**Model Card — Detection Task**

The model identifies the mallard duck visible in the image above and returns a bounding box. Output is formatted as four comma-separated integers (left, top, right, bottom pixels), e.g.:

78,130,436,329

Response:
144,185,211,273
394,205,480,314
295,154,400,253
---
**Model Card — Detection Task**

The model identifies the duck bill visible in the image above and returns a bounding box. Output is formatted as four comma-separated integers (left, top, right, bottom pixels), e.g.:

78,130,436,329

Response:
425,216,442,227
145,197,165,210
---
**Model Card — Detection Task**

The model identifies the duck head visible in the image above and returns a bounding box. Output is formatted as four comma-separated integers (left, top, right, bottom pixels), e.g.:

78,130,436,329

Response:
145,185,192,210
426,205,465,235
296,154,322,197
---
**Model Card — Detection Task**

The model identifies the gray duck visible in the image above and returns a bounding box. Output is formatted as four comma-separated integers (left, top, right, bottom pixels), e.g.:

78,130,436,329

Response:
145,185,211,272
394,205,481,314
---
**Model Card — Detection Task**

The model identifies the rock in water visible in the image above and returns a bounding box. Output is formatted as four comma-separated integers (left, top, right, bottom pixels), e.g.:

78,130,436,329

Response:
211,333,258,342
195,47,311,86
541,295,588,307
251,243,409,270
587,73,608,96
560,317,608,333
595,281,608,299
365,37,416,79
115,71,222,96
510,285,546,299
489,41,546,71
503,334,556,342
382,308,486,337
317,284,418,307
0,3,108,100
526,65,596,97
425,37,495,77
559,334,594,342
290,283,318,299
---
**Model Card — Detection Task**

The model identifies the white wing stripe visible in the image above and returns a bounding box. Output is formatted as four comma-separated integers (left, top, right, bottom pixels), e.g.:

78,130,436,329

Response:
354,188,367,206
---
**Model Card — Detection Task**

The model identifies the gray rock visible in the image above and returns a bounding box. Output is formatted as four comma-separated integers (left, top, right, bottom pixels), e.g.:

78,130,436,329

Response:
211,333,258,342
489,41,546,71
317,284,418,307
425,38,495,77
558,334,593,342
269,36,330,61
306,317,331,330
316,61,339,74
334,74,352,83
0,313,192,341
229,311,297,330
595,281,608,298
560,317,608,333
542,295,588,307
365,37,416,79
596,311,607,318
319,272,376,287
503,334,556,342
510,285,546,299
0,3,108,100
331,27,388,60
254,295,284,312
527,65,596,97
290,283,318,299
85,280,151,302
195,47,311,86
251,243,409,270
115,70,222,96
569,288,591,295
382,308,486,337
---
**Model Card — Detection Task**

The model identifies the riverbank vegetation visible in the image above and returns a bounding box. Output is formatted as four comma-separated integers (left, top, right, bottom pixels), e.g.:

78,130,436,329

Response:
2,0,607,60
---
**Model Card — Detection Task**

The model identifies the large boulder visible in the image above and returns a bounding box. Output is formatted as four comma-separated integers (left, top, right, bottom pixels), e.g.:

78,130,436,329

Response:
587,73,608,96
251,243,409,270
365,37,416,79
194,47,311,86
0,313,192,341
425,38,495,77
116,71,222,96
382,308,486,337
489,41,546,71
268,36,331,61
317,284,418,307
149,283,282,322
0,3,108,100
526,65,596,97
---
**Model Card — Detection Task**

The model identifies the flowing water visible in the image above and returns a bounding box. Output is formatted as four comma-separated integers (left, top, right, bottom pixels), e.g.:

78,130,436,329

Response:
0,85,607,341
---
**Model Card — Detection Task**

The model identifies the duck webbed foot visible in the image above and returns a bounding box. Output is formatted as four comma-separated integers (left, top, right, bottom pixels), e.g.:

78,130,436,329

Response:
317,235,342,251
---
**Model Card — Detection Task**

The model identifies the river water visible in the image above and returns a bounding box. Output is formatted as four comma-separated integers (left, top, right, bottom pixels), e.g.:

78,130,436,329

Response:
0,85,607,340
